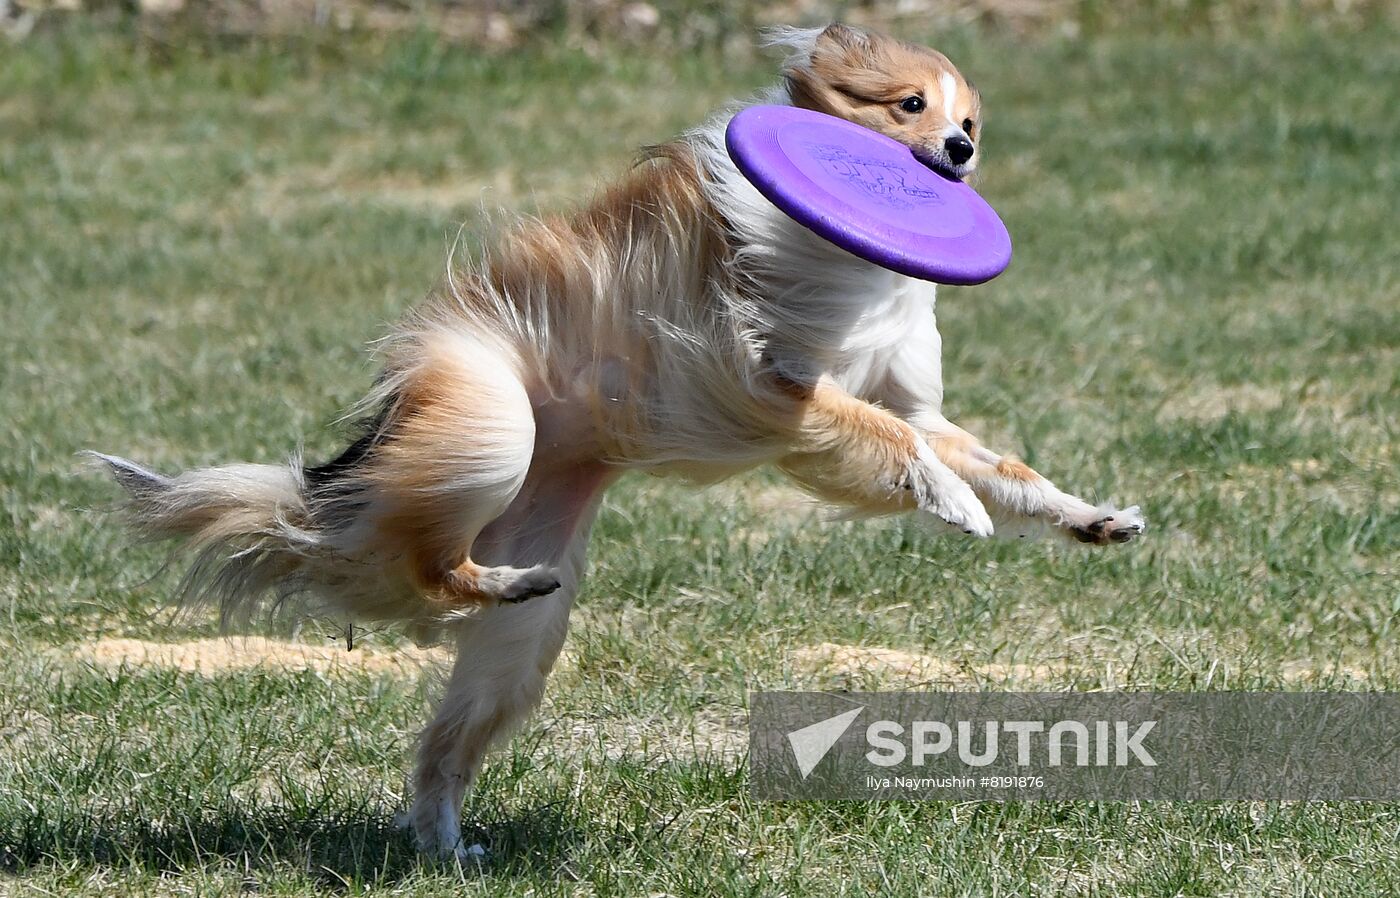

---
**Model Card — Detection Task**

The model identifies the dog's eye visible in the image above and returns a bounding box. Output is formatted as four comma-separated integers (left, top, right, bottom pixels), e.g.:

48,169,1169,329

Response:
962,117,975,135
898,96,925,114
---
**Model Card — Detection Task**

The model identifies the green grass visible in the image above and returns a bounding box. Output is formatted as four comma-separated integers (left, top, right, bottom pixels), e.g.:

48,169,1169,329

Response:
2,19,1398,896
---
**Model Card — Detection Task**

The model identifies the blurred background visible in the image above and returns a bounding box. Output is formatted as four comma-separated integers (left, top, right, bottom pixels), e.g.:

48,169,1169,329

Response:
4,0,1399,45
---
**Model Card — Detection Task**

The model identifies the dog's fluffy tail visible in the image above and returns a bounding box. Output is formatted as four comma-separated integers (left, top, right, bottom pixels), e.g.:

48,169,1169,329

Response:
87,452,328,626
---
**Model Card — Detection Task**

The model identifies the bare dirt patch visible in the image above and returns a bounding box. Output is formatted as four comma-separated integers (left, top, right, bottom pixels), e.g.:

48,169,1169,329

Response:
67,636,451,677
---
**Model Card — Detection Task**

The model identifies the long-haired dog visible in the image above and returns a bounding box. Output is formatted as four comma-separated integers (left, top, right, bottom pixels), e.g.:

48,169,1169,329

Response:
93,23,1144,859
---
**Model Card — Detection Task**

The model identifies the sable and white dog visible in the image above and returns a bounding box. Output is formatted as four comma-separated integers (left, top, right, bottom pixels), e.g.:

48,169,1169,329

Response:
94,23,1144,860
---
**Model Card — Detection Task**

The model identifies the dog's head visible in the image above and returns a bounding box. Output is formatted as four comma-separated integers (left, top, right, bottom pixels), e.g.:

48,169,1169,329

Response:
770,24,982,180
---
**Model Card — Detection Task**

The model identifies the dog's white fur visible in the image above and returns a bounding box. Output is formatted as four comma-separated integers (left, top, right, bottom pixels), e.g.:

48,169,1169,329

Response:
94,24,1143,861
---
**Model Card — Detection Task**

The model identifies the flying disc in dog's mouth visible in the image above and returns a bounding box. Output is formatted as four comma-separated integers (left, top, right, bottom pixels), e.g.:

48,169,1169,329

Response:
725,105,1011,285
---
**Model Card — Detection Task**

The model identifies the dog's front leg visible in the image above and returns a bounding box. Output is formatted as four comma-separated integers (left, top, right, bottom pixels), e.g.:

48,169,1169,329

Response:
913,414,1145,544
871,302,1144,544
770,373,992,536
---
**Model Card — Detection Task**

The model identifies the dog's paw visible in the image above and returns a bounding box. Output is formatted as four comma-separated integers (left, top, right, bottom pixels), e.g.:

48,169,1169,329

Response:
902,446,994,538
1067,504,1145,545
408,795,488,866
491,564,563,604
451,842,488,865
416,835,487,867
434,564,563,620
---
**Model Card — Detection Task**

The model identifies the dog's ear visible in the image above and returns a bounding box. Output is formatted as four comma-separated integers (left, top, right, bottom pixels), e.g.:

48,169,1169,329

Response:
762,22,873,73
780,23,878,114
814,23,872,58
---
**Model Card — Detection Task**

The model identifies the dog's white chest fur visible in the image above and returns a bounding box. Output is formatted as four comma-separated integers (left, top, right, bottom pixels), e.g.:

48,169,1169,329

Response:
688,99,944,405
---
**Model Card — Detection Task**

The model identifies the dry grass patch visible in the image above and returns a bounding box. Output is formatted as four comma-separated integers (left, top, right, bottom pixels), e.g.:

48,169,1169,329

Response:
791,642,1377,690
792,642,1061,687
249,167,529,220
539,708,748,762
1155,382,1288,423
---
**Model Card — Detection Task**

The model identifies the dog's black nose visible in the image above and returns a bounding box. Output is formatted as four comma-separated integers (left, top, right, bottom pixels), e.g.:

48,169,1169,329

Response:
944,134,975,165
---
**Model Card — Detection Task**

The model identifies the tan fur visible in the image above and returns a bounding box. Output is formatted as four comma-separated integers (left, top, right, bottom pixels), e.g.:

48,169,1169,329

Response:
929,430,1043,488
776,378,923,512
996,457,1042,483
359,335,538,609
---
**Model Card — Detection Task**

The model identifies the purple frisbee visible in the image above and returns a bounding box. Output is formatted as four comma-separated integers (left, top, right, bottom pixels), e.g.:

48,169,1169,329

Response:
725,105,1012,285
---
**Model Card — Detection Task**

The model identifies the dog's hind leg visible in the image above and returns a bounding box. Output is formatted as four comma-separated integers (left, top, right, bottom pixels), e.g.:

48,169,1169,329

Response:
353,332,563,613
408,462,613,862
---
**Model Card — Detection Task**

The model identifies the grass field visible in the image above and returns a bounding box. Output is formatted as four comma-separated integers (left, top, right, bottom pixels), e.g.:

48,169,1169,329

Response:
2,17,1398,896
